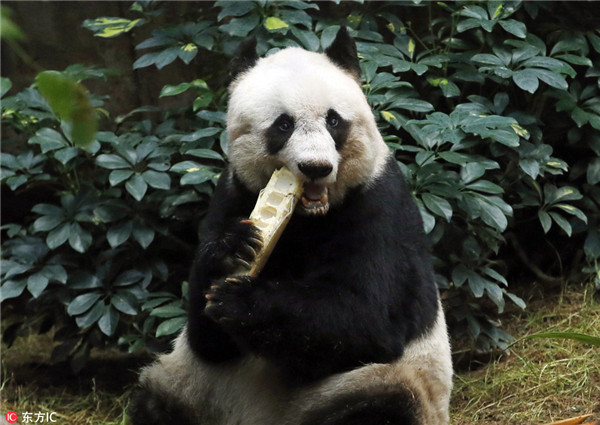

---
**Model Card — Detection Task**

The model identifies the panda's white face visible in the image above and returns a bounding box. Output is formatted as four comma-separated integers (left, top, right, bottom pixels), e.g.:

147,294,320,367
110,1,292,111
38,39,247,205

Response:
227,47,389,215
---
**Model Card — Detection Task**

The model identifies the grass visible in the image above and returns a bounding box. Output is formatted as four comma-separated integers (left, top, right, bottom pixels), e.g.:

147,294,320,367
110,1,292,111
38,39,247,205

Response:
451,282,600,424
1,282,599,425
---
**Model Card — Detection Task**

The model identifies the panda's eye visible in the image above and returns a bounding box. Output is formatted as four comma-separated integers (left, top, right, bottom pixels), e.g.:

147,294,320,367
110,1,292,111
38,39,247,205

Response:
274,114,294,133
326,111,340,128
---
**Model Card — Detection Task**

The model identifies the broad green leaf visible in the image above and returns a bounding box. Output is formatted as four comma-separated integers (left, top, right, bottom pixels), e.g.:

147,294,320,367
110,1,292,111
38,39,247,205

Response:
27,273,49,298
553,204,587,223
483,267,508,286
132,222,155,249
54,147,79,165
390,98,434,112
538,210,552,233
35,71,97,147
421,193,452,222
46,222,71,249
75,301,106,328
111,292,139,315
460,162,486,184
498,19,526,38
534,69,568,90
142,170,171,190
180,127,221,142
551,39,586,55
506,292,526,310
156,316,187,337
548,211,572,236
125,173,148,201
520,158,540,179
68,292,102,316
109,169,134,186
98,306,119,336
438,151,469,165
33,214,64,233
0,280,27,301
69,223,93,253
472,54,505,66
29,128,69,153
1,77,12,97
40,265,67,284
485,281,505,313
264,16,289,32
114,269,145,287
133,52,160,69
476,196,508,231
217,2,256,21
154,46,180,70
513,69,539,93
178,43,198,64
588,33,600,54
150,302,186,318
291,26,320,51
107,220,133,248
97,154,130,170
468,273,486,298
186,149,224,161
546,186,582,204
159,79,209,97
219,14,260,37
180,169,216,185
465,180,504,194
555,54,593,67
380,110,402,130
82,17,144,38
193,92,214,110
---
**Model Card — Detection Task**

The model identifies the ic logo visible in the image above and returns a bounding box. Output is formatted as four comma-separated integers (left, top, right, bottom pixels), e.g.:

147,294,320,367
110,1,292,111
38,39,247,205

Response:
5,411,18,423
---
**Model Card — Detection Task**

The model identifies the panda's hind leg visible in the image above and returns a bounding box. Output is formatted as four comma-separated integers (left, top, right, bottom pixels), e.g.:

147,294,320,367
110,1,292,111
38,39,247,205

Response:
128,385,196,425
299,388,422,425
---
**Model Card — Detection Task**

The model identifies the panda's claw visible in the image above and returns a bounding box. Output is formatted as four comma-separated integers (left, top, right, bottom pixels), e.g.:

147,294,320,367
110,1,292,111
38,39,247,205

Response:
204,276,257,327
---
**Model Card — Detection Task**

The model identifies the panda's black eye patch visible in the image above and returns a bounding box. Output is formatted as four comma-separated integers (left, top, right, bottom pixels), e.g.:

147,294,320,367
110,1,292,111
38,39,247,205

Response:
325,109,350,151
276,114,294,132
266,113,295,154
326,111,339,128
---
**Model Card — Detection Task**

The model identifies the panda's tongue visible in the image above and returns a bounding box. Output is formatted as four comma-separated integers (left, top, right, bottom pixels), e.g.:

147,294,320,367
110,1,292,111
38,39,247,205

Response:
303,183,328,202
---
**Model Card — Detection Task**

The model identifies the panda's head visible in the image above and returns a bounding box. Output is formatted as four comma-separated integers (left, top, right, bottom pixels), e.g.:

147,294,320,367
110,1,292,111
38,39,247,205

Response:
226,28,389,215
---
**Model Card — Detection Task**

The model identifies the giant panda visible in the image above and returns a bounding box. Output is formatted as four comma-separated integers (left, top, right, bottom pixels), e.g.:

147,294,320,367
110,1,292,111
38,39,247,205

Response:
129,27,453,425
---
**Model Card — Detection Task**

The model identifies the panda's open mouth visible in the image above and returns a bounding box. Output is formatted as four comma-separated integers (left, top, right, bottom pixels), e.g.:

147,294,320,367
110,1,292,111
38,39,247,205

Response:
300,183,330,215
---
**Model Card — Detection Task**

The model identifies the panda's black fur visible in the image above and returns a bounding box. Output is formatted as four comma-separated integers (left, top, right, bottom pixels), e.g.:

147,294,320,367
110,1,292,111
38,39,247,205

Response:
187,157,438,383
129,28,452,425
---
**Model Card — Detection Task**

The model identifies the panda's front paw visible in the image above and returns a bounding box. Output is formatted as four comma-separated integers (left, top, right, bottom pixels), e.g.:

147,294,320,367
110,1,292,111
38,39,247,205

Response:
204,276,257,328
204,219,263,276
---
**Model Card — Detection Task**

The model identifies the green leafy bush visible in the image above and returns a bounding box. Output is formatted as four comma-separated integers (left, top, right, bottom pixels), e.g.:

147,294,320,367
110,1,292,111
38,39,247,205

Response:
2,1,599,366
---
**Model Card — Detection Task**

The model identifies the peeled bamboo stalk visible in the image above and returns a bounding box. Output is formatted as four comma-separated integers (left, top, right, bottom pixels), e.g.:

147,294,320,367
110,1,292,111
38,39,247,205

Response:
239,167,303,277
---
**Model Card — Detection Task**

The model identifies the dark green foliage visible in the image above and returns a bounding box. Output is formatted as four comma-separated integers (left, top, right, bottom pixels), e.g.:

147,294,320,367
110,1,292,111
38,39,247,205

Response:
1,1,599,367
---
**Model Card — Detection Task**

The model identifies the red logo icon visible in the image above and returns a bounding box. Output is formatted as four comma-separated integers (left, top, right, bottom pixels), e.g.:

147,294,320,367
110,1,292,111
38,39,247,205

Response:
5,411,18,423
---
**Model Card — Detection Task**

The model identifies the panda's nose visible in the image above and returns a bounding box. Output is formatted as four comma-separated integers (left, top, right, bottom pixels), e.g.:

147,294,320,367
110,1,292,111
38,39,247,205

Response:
298,162,333,180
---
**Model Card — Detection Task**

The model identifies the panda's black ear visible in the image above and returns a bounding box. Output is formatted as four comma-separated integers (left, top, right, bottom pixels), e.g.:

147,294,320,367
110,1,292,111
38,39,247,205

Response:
228,37,258,84
325,27,361,80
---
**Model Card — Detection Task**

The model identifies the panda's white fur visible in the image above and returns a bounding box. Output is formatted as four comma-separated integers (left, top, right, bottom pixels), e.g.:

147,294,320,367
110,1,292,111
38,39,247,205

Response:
227,47,389,208
131,29,453,425
137,302,452,424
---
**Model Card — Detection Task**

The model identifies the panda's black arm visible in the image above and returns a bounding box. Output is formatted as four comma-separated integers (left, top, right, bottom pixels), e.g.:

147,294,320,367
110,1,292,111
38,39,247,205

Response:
186,167,258,363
